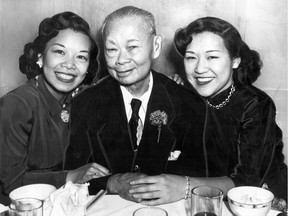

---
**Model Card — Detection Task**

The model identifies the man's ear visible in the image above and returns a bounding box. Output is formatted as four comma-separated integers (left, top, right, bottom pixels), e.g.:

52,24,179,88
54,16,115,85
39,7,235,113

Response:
36,54,43,68
232,57,241,69
152,35,162,59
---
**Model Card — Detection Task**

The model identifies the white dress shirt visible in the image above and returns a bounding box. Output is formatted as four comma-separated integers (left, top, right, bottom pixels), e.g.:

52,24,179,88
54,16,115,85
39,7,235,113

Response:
120,72,153,146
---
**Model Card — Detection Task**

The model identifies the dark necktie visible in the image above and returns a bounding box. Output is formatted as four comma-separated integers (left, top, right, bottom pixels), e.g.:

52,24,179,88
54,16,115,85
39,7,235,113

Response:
129,98,142,150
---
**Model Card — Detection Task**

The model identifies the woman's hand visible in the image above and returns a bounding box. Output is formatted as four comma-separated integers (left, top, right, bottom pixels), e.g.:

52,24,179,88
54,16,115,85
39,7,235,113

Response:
66,162,110,183
129,174,186,206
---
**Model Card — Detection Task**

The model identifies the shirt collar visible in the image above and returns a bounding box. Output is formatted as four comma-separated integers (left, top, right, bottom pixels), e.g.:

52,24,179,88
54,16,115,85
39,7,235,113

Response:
120,72,153,124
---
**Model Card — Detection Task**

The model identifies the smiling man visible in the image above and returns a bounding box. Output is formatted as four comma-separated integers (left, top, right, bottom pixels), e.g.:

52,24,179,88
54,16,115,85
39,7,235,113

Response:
65,6,206,203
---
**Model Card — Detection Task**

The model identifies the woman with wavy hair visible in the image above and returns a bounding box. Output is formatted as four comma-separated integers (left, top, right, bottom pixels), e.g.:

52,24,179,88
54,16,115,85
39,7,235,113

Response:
0,11,109,205
172,16,287,205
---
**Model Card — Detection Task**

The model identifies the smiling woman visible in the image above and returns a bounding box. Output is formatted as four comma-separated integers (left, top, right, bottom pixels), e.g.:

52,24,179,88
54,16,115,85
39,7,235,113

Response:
37,29,91,100
0,11,110,205
183,31,240,98
172,16,287,208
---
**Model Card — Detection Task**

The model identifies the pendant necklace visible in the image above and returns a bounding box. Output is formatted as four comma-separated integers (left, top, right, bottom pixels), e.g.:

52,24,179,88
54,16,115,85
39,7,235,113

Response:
61,103,69,123
35,75,70,122
60,86,83,123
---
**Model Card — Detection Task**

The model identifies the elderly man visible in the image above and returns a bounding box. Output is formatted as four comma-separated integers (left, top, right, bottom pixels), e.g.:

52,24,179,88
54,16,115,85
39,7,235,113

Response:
65,6,205,204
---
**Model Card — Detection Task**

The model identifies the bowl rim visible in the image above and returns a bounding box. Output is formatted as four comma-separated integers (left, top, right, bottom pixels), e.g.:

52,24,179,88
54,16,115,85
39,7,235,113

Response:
227,186,274,208
228,197,273,209
9,183,56,200
133,207,168,216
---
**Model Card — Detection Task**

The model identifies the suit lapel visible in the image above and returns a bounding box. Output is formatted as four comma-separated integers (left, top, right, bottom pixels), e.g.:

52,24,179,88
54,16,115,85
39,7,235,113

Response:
88,79,135,173
136,72,177,173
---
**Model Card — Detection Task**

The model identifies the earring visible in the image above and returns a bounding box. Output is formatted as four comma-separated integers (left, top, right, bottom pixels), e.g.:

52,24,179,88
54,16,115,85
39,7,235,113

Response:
232,58,241,69
35,75,39,87
36,60,43,68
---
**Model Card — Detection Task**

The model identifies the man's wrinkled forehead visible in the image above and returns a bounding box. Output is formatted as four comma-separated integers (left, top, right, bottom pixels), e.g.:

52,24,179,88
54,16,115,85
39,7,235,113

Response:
103,15,155,38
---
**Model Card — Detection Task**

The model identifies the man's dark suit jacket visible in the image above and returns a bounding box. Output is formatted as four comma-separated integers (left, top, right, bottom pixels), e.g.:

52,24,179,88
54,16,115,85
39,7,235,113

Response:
65,71,206,193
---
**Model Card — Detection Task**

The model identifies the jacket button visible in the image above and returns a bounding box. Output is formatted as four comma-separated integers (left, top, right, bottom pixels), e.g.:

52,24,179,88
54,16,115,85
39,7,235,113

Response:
133,165,140,172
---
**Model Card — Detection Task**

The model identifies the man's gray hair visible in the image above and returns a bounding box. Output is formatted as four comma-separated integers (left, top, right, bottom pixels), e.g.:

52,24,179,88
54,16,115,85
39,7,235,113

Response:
102,6,156,37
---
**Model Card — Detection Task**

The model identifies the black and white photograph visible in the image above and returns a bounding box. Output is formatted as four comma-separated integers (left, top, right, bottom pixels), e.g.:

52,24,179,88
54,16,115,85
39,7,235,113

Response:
0,0,287,215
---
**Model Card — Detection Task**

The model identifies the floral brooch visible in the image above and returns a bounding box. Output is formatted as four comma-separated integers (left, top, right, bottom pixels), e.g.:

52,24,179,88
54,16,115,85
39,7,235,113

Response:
149,110,168,143
60,103,69,123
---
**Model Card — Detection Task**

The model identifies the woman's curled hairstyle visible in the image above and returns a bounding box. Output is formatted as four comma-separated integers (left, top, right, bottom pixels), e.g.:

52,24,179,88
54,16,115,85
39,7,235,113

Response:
19,11,98,85
174,16,262,85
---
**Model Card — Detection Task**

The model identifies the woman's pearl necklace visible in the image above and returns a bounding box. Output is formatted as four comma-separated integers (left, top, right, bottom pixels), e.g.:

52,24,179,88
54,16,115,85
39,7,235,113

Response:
206,84,235,109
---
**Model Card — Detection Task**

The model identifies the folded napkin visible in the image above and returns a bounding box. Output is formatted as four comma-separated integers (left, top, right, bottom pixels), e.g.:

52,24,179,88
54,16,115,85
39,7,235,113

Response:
45,181,89,216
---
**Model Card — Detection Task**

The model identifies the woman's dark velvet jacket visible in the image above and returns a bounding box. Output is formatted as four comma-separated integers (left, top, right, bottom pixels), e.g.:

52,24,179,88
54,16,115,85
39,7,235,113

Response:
175,82,287,200
0,75,69,205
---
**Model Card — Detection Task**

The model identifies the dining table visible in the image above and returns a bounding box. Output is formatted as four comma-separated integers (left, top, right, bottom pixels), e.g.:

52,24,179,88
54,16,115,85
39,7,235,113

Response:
0,195,282,216
86,194,282,216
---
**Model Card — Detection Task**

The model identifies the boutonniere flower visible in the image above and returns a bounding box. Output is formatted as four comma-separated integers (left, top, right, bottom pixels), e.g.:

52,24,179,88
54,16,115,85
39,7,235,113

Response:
149,110,168,143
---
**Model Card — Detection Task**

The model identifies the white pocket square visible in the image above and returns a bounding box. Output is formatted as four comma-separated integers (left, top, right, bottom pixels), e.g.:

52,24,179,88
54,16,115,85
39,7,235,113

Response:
168,150,181,161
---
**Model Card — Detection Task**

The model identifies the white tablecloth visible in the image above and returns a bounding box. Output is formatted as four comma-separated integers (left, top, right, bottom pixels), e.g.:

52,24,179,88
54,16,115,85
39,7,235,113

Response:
0,194,281,216
86,195,281,216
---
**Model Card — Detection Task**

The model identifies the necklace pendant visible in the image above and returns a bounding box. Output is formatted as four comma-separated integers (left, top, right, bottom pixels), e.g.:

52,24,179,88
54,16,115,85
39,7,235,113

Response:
61,109,69,123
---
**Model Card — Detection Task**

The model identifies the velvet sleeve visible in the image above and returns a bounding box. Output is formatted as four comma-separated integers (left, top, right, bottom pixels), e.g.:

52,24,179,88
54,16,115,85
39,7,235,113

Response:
230,96,287,200
0,94,67,205
0,93,35,194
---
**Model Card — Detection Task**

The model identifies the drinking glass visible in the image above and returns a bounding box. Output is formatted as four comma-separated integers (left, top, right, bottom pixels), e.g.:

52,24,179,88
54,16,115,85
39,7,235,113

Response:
9,198,43,216
191,186,223,216
133,206,168,216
